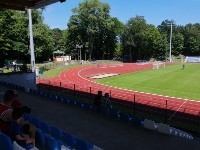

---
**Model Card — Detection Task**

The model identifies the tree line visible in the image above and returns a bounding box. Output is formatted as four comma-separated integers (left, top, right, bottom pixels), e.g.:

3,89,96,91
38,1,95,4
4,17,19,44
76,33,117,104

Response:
1,0,200,66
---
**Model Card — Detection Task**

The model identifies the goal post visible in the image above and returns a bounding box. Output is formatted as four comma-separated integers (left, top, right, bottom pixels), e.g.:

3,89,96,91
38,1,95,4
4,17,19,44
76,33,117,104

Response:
152,62,165,69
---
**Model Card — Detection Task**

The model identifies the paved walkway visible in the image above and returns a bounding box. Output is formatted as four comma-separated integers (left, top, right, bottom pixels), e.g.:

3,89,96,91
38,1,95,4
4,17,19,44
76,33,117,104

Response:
0,85,200,150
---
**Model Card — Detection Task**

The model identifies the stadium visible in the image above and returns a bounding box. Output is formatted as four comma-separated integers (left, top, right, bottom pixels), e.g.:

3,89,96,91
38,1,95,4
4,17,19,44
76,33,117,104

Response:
0,0,200,150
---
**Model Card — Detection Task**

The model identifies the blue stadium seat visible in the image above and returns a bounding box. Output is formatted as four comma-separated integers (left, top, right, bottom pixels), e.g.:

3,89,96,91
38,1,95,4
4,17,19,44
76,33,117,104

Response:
68,99,76,105
13,141,26,150
75,101,84,108
132,116,144,126
0,131,13,150
31,116,41,128
40,121,51,134
23,113,32,122
75,138,93,150
110,109,120,120
119,112,132,122
83,103,92,110
100,108,108,115
35,129,45,147
61,131,76,148
62,98,70,104
45,134,60,150
50,125,63,140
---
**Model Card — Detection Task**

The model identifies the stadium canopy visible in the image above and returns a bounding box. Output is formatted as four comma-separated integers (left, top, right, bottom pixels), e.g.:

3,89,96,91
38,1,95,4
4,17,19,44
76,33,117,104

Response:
0,0,66,11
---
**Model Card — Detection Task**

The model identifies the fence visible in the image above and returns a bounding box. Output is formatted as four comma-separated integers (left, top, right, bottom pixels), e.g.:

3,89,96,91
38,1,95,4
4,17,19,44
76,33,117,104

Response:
37,81,200,135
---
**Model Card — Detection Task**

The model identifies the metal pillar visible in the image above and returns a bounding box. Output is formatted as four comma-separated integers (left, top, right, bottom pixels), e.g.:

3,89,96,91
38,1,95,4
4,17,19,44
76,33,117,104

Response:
28,9,35,72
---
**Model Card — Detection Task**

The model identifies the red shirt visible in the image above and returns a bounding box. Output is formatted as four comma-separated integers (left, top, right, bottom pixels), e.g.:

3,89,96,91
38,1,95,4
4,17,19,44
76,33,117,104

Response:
0,103,11,135
11,97,22,109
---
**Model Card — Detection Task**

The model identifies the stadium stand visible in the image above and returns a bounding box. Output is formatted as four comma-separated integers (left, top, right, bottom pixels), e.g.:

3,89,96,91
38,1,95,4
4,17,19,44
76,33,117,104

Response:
0,81,198,150
22,113,102,150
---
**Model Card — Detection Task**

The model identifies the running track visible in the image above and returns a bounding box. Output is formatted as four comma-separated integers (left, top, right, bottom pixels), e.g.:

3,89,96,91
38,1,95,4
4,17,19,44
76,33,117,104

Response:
37,63,200,117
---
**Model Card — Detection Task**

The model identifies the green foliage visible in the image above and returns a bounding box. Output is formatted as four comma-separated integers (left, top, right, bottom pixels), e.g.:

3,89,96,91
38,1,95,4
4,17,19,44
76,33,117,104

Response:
0,9,54,64
67,0,123,60
1,2,200,65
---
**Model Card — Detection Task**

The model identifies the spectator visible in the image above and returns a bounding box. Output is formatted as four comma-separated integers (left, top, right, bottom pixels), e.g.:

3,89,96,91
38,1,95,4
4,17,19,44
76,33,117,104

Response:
93,90,103,111
11,90,22,109
9,108,35,148
11,90,31,114
22,124,34,150
101,93,112,114
0,90,15,134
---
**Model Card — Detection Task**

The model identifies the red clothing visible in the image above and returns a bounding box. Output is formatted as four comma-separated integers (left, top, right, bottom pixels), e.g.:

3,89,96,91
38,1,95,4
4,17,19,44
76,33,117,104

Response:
0,103,11,135
11,97,23,109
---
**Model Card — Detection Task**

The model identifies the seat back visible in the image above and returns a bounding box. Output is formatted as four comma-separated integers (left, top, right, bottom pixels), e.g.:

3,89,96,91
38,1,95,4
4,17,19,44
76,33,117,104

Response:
31,116,41,128
35,129,45,147
40,121,51,134
23,113,32,122
45,134,60,150
13,141,26,150
50,125,63,140
0,132,13,150
62,131,76,148
144,119,158,130
157,123,172,134
75,138,93,150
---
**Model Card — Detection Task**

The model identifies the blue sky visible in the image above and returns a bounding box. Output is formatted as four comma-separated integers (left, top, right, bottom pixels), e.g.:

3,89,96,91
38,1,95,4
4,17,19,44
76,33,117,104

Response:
42,0,200,30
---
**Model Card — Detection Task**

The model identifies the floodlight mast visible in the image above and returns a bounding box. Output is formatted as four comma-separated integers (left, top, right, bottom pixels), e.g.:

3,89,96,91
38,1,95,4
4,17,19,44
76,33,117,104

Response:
169,22,173,62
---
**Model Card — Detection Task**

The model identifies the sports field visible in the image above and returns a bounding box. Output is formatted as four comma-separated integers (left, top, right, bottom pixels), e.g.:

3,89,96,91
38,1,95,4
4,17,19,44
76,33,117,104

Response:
96,63,200,101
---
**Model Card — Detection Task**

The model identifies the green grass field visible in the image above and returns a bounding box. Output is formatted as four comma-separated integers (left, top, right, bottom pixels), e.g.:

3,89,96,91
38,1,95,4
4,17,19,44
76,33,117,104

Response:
96,63,200,101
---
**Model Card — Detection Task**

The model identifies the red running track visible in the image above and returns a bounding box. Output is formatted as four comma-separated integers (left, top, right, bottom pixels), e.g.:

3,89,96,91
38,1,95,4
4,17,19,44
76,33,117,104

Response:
37,63,200,117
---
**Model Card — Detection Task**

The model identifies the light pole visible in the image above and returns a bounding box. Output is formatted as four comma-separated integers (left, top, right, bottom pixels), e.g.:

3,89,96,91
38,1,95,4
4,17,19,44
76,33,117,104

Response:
169,22,173,62
76,44,83,62
167,21,174,62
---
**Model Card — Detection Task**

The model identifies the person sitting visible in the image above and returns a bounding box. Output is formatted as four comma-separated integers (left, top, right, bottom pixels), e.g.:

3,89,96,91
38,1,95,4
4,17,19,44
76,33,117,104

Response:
22,123,35,150
0,90,15,135
101,93,112,114
11,90,31,114
93,90,103,111
9,108,35,149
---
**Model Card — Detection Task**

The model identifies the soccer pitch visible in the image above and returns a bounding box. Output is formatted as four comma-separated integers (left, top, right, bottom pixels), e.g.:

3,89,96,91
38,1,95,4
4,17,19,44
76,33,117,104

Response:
96,63,200,101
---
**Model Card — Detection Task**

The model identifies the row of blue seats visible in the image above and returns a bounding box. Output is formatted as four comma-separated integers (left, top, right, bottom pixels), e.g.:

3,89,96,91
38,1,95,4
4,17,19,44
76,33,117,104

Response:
0,81,144,127
24,113,95,150
0,81,25,91
29,89,144,126
0,130,69,150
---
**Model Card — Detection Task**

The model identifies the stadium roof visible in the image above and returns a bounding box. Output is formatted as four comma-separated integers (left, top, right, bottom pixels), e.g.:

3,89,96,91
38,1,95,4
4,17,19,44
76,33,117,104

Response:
0,0,66,11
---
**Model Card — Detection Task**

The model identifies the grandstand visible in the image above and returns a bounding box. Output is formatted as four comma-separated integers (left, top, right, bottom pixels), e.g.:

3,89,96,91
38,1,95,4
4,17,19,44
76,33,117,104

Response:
0,85,199,150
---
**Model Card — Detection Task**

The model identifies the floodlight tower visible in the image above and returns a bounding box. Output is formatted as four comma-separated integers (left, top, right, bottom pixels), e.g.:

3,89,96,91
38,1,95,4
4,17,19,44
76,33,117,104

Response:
169,22,173,62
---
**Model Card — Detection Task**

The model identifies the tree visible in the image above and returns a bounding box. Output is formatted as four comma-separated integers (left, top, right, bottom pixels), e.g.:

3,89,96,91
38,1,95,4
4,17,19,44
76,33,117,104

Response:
182,23,200,56
0,9,54,63
67,0,121,60
121,16,148,61
0,9,15,66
